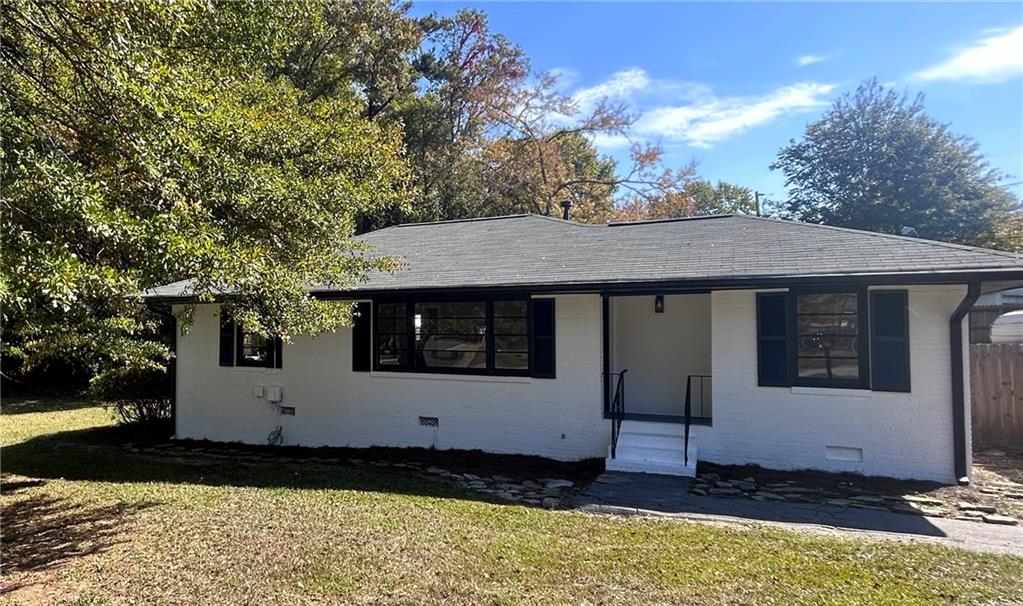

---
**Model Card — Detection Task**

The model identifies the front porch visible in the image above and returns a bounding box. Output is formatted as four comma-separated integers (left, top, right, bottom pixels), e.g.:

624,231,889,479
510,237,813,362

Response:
603,293,713,476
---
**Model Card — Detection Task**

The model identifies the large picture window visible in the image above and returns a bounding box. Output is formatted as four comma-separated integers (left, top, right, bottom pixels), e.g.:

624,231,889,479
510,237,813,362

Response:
415,301,487,369
372,298,553,377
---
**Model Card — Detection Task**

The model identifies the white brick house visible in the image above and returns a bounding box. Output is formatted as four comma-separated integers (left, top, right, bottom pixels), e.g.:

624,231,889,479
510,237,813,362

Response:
148,214,1023,484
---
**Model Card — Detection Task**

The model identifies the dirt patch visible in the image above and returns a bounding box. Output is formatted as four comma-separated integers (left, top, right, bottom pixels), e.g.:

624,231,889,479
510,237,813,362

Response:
967,449,1023,520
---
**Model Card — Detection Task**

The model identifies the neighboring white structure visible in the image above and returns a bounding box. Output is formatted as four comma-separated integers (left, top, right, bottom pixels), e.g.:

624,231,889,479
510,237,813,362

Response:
975,287,1023,308
149,214,1023,484
991,309,1023,343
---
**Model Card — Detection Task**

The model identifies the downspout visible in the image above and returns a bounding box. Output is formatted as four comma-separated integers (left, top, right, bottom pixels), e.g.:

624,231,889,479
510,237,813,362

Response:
949,282,980,485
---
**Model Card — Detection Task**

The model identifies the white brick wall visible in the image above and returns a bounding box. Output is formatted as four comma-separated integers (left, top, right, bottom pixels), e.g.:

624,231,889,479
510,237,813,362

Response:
701,285,970,483
174,294,608,461
173,285,971,482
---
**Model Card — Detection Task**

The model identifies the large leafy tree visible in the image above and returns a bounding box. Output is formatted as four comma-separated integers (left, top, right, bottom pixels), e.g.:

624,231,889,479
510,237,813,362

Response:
772,79,1021,250
1,0,410,377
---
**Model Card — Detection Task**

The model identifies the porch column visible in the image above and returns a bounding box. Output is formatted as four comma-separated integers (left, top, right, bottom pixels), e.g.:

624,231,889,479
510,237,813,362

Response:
602,292,610,416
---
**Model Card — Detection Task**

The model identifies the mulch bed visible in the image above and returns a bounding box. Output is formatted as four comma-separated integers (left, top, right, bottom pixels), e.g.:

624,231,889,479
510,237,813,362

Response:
152,437,604,483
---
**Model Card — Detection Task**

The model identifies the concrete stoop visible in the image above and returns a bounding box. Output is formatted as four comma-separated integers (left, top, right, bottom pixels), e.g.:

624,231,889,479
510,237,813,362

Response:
606,420,697,477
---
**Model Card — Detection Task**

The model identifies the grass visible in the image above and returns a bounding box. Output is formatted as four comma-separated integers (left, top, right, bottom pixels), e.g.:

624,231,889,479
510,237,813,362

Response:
3,400,1023,605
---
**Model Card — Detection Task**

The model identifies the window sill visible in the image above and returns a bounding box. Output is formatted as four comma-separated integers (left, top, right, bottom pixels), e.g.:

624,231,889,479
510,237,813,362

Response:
229,366,279,373
790,386,872,398
369,371,534,384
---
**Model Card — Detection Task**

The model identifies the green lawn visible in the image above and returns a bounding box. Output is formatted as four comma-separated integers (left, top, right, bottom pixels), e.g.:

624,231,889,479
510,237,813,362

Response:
2,401,1022,605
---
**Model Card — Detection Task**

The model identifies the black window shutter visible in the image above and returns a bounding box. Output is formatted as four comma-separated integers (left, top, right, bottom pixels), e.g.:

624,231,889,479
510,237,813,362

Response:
352,302,371,372
871,290,910,392
272,337,283,369
530,299,556,378
756,293,789,386
219,312,235,366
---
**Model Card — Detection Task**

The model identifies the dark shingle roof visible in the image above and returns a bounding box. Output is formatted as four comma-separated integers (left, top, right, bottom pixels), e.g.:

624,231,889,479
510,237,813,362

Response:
146,214,1023,298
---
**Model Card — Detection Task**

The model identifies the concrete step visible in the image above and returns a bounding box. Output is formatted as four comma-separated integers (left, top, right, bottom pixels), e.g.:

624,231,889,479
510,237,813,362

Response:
605,457,697,477
606,421,697,477
614,431,688,450
614,442,689,463
618,420,686,437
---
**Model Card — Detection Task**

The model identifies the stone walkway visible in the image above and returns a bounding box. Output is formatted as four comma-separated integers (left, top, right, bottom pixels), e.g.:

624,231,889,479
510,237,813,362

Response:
570,472,1023,557
691,461,1021,525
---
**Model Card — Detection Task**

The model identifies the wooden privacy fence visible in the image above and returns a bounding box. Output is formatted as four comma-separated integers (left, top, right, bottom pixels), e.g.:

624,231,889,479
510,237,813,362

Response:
970,343,1023,449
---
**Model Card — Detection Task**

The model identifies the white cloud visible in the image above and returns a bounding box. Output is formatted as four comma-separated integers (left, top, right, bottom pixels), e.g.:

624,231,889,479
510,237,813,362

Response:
590,133,631,150
633,82,835,148
547,67,580,91
566,69,835,149
572,68,651,109
795,54,828,67
914,25,1023,83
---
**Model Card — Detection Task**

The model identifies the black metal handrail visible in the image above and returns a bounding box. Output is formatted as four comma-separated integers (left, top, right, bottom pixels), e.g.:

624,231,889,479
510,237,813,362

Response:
609,369,628,459
684,375,711,465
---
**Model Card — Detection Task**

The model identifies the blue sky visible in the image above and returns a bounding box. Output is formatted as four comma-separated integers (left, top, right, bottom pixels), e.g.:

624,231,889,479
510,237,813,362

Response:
412,1,1023,202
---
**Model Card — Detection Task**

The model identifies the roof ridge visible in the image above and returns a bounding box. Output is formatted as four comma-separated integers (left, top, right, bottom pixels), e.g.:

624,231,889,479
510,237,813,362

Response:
389,214,532,228
528,213,604,227
607,214,735,227
389,213,604,229
736,215,1022,260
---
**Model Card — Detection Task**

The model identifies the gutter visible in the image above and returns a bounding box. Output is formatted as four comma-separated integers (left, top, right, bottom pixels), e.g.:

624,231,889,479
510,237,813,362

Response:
143,269,1023,304
949,282,980,485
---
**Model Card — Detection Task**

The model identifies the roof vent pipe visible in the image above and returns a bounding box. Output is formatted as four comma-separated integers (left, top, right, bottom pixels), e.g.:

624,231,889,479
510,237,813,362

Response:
560,200,573,221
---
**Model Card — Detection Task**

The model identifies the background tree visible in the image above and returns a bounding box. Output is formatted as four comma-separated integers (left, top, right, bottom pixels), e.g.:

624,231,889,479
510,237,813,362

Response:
611,179,754,221
291,7,695,225
483,72,694,223
687,180,757,215
1,0,410,382
479,132,618,222
772,79,1021,250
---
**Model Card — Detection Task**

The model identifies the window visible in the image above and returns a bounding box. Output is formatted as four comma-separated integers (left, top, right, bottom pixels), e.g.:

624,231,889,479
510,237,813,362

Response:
238,329,271,367
494,300,528,370
218,311,282,369
794,292,864,386
756,288,884,390
372,298,554,377
376,302,408,368
415,301,487,369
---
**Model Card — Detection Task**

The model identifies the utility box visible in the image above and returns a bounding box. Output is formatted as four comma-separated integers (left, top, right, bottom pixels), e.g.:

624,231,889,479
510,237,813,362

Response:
266,385,283,403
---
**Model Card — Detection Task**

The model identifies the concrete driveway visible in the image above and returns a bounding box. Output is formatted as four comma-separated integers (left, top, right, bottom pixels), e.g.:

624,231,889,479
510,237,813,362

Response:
571,472,1023,557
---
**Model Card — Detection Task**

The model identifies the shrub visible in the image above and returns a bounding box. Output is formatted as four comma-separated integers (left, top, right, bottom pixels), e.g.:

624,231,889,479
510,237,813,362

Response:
89,367,172,438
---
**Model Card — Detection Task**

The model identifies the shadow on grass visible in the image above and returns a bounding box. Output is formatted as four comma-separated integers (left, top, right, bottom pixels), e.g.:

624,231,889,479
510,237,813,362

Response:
1,426,505,504
1,482,157,578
